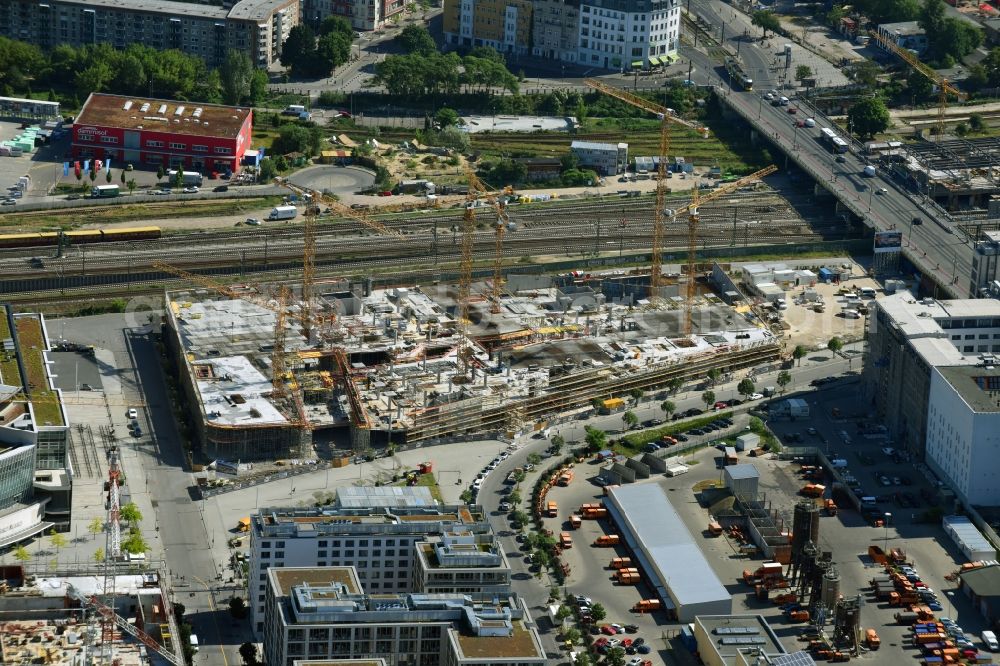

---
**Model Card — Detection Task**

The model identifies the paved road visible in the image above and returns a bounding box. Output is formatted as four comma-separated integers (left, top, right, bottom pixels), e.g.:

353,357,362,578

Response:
680,1,974,298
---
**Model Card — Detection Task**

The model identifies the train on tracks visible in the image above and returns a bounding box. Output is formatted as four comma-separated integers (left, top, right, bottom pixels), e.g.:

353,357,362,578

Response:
0,226,161,248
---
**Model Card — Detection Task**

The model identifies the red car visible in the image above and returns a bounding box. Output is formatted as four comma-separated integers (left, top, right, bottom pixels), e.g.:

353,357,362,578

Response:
594,637,609,648
713,401,728,410
600,625,619,635
619,638,633,648
787,107,798,114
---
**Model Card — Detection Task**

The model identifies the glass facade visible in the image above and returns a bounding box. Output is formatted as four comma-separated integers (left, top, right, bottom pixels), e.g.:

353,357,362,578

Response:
35,429,67,471
0,445,36,512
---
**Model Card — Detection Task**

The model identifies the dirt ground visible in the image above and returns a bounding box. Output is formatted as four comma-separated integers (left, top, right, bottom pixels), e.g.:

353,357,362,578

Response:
779,265,883,349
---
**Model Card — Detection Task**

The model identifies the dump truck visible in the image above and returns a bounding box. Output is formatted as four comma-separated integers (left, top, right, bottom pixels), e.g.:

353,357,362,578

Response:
633,599,661,613
866,628,880,649
616,568,640,585
708,522,723,536
546,500,558,517
557,470,574,486
800,483,826,498
610,557,634,570
895,611,920,625
560,532,572,549
594,534,620,547
788,610,810,622
570,514,582,529
772,593,797,605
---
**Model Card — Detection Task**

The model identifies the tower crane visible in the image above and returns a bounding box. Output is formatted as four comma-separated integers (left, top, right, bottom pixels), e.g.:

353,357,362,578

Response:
867,30,967,139
668,165,778,334
584,78,709,300
466,170,516,313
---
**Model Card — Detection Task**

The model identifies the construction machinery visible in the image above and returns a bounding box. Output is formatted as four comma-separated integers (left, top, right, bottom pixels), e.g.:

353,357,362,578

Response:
67,585,182,665
868,30,967,139
466,170,516,313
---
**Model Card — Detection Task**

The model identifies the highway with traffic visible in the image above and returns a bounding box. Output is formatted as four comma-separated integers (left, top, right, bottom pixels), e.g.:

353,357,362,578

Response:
682,0,975,298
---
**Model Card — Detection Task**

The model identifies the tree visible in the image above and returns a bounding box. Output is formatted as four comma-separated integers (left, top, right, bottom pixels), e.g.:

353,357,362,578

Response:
318,15,353,38
507,489,521,505
795,65,813,83
584,426,607,453
589,602,607,622
852,60,881,88
120,169,126,185
702,390,716,409
707,368,721,386
316,31,352,75
239,641,261,666
120,502,142,524
220,49,253,105
970,113,985,132
89,169,97,183
828,337,844,354
661,400,676,419
510,510,529,529
281,24,317,75
563,627,581,644
776,370,792,392
556,604,574,621
907,69,934,103
249,69,269,105
88,517,105,539
622,410,639,429
105,169,112,183
156,165,165,180
258,157,277,182
399,24,436,55
669,377,684,394
738,378,756,399
574,653,593,666
49,529,67,551
93,547,105,563
847,97,890,139
752,10,781,36
126,178,137,196
550,434,565,453
533,549,551,570
527,452,542,466
173,166,184,189
793,345,807,366
434,106,460,128
629,388,644,404
13,545,29,562
606,647,627,666
228,596,248,619
121,530,149,555
591,398,604,411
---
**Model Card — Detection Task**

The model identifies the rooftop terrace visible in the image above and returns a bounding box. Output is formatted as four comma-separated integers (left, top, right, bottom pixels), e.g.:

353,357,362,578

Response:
15,316,63,427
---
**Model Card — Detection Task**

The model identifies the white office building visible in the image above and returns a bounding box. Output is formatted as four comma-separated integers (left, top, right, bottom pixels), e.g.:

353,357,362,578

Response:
577,0,681,71
927,364,1000,506
248,491,491,635
570,140,629,175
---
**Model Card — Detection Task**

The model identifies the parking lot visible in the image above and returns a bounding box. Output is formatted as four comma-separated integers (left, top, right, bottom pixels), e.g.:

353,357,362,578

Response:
521,375,994,665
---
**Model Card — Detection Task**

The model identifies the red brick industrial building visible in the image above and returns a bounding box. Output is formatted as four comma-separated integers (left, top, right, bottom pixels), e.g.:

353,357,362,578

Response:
72,93,253,174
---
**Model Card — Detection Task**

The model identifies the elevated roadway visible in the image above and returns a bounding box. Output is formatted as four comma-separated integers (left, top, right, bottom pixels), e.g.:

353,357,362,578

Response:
682,0,975,298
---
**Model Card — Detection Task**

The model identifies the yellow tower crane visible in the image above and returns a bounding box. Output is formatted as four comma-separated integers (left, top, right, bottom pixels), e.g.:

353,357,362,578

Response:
466,170,514,313
867,30,967,139
583,78,709,300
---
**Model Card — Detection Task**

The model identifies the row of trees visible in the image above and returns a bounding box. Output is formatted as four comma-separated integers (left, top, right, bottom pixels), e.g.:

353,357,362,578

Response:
0,37,269,106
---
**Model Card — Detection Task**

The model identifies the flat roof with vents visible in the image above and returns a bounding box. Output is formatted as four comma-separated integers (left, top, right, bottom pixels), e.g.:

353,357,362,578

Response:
76,93,250,139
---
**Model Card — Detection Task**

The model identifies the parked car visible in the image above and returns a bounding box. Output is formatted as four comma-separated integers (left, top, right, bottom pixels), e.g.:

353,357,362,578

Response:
182,186,199,193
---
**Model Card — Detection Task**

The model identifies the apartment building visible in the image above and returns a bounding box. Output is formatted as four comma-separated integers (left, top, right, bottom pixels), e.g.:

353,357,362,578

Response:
0,0,300,69
577,0,681,71
444,0,680,69
410,531,511,598
864,294,1000,461
443,0,534,56
248,498,491,634
263,567,545,666
303,0,405,30
570,140,628,175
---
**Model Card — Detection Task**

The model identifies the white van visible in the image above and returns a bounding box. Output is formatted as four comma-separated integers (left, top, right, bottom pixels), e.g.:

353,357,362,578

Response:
860,287,876,298
843,309,861,319
983,630,998,651
189,634,200,653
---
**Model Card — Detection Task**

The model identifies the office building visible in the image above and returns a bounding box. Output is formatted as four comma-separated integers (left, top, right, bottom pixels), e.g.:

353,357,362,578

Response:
693,615,816,666
926,363,1000,505
410,531,511,598
444,0,680,69
248,494,491,634
0,0,300,69
263,567,545,666
570,140,628,175
875,21,928,55
0,306,71,546
863,293,1000,459
73,93,253,174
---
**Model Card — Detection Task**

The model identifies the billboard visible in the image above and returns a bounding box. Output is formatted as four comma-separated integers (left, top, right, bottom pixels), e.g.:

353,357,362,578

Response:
874,230,903,254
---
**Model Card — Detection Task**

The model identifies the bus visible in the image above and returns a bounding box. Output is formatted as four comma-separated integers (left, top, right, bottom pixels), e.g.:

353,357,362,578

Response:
819,127,849,154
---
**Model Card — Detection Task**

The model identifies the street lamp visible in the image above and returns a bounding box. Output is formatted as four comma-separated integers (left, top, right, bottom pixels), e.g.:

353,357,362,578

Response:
883,512,891,553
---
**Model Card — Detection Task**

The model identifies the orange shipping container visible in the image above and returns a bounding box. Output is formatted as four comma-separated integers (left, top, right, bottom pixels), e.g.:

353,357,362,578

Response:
610,557,634,569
